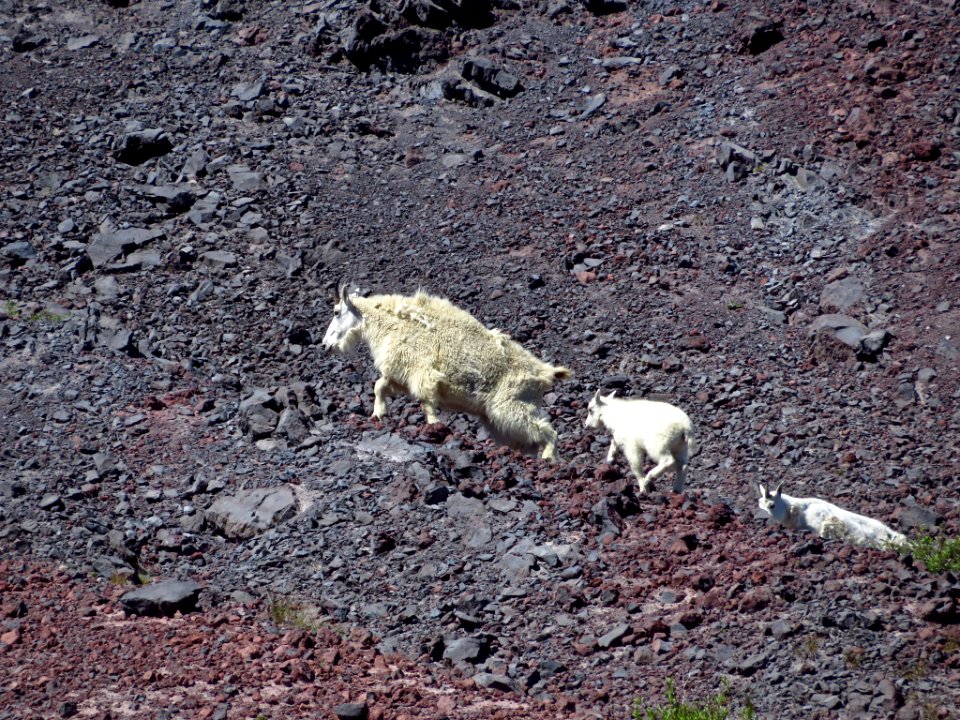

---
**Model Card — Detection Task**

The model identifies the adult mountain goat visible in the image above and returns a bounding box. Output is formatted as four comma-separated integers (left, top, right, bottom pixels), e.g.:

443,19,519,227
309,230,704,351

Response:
322,285,572,460
757,482,907,550
584,390,696,494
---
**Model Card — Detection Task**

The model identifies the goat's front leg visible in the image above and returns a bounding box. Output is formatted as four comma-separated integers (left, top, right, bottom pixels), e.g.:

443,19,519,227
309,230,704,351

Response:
606,438,619,463
420,399,440,424
373,376,394,419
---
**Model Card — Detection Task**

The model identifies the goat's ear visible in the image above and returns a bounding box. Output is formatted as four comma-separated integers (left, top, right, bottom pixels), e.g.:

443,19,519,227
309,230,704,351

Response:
758,483,768,498
607,390,617,400
774,481,784,498
592,389,603,405
333,283,341,303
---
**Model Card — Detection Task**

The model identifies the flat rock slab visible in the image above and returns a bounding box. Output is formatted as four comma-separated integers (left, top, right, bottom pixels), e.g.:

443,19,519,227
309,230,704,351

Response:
356,432,428,463
810,313,868,347
206,485,299,540
86,228,164,268
120,579,202,617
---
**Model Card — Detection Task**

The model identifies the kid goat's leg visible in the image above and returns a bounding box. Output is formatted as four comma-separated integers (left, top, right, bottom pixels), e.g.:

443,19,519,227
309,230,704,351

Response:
624,445,648,492
606,439,619,463
643,454,678,494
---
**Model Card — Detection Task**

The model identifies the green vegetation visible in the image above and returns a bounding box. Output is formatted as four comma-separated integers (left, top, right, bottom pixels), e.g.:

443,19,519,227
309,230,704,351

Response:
267,597,321,632
725,300,745,311
1,300,67,323
109,571,151,586
795,635,821,660
28,308,67,323
906,532,960,574
632,679,756,720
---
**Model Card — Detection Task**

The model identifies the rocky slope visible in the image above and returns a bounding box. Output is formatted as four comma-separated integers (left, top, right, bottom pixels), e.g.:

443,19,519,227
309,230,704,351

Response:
1,0,959,718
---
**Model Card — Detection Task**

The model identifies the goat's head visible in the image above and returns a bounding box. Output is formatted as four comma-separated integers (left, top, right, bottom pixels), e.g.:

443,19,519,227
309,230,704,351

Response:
584,389,616,428
322,283,363,354
757,481,786,520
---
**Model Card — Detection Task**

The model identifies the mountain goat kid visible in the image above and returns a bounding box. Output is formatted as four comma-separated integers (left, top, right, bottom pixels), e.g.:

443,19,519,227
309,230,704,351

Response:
757,482,907,550
322,285,571,460
584,390,696,494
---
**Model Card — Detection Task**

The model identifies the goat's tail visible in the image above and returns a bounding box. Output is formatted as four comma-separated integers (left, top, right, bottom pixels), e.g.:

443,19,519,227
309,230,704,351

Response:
552,365,573,381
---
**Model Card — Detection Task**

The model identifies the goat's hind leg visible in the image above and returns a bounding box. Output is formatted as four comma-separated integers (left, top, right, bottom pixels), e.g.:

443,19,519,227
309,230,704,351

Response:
535,418,559,461
489,400,558,461
642,454,678,494
623,445,649,492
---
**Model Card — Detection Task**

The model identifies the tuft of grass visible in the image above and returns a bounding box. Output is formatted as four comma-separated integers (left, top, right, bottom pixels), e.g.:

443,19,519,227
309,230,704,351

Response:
2,300,20,319
2,300,66,323
632,679,756,720
795,635,821,660
267,597,321,632
28,308,67,323
844,646,865,669
906,532,960,574
903,659,930,682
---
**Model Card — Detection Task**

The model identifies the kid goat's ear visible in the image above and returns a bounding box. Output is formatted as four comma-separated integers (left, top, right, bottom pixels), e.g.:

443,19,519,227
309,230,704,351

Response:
774,481,784,498
758,483,768,498
607,390,617,400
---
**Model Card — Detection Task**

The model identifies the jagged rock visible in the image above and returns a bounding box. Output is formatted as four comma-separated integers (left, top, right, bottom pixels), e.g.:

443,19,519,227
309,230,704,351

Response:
741,11,784,55
114,128,173,166
131,185,196,213
443,636,485,663
1,241,36,266
333,703,368,720
202,0,246,21
12,30,48,53
472,672,515,691
581,0,627,15
820,277,865,314
400,0,493,29
461,57,523,99
342,13,450,72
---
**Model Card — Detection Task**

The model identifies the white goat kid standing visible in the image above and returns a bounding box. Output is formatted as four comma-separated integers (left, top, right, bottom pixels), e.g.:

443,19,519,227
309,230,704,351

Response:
757,482,907,549
322,285,571,460
584,390,696,494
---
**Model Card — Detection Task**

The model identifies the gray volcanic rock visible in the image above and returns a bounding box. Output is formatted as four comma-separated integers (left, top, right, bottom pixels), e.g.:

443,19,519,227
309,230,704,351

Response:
86,228,164,268
206,485,300,540
120,580,203,617
1,0,959,717
114,128,173,166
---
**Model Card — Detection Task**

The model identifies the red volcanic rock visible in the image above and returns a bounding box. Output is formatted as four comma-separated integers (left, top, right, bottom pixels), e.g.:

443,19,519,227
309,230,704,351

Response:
906,140,942,162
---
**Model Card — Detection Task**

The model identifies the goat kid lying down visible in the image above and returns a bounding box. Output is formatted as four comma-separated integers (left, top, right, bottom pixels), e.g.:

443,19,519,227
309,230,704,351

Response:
584,390,696,493
757,482,908,549
322,285,571,460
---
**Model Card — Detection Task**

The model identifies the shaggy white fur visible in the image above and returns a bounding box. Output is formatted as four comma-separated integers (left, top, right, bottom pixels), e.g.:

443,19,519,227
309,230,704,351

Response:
323,287,570,460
